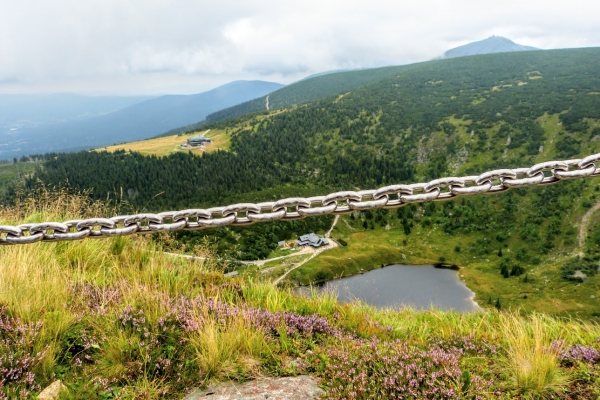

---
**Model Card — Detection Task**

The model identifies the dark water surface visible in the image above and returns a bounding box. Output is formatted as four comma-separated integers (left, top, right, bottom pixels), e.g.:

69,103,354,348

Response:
314,264,481,312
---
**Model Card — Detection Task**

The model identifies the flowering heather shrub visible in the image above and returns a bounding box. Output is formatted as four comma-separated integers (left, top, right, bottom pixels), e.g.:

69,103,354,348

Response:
555,340,600,365
58,321,100,369
320,337,490,399
238,306,340,338
109,306,188,382
87,297,338,389
69,281,125,316
176,297,340,338
0,306,48,399
430,333,498,357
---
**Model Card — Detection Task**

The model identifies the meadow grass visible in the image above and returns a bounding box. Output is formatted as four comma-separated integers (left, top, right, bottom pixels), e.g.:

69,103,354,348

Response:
99,129,231,157
2,191,600,398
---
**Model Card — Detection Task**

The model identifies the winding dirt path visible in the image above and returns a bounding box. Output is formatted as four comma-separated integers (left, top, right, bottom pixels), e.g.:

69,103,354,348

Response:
163,252,207,261
272,241,338,286
325,215,339,238
164,215,341,282
266,95,270,111
246,247,312,267
577,200,600,257
272,215,340,285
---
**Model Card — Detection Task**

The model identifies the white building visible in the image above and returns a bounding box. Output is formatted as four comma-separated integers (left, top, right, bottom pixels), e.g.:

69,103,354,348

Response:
296,233,328,248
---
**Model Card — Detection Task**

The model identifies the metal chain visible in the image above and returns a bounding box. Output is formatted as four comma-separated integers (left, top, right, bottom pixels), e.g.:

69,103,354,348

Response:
2,153,600,246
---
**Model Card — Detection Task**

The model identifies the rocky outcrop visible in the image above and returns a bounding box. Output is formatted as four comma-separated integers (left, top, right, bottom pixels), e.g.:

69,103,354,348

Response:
183,375,324,400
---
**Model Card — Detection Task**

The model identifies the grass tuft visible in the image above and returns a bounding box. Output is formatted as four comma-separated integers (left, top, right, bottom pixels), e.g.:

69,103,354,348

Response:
501,313,570,398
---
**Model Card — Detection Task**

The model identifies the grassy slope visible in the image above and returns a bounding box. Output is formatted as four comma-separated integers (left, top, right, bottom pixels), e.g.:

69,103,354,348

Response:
98,129,231,157
98,110,287,157
2,193,600,398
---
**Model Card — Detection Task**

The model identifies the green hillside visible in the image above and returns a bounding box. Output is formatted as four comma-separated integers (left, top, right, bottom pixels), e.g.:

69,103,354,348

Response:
203,65,416,124
19,47,600,316
0,160,41,196
160,64,417,136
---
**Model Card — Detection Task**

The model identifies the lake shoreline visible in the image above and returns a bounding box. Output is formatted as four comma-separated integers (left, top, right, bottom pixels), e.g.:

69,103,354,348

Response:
298,261,463,286
303,263,482,312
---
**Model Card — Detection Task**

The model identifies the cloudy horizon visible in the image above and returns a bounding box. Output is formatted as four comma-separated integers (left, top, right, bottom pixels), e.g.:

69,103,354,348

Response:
1,0,599,96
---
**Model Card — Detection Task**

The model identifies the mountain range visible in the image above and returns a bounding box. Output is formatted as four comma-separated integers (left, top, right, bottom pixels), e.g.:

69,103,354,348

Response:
0,80,283,159
0,93,154,127
0,36,540,160
192,36,539,129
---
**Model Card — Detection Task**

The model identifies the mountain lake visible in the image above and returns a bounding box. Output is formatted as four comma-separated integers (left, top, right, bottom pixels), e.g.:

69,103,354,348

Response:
307,264,482,312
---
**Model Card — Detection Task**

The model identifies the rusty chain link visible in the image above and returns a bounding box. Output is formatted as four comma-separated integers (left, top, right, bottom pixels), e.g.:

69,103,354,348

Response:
1,153,600,245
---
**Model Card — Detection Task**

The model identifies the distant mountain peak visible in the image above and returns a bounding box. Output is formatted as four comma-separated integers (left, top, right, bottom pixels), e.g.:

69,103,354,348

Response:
443,36,538,59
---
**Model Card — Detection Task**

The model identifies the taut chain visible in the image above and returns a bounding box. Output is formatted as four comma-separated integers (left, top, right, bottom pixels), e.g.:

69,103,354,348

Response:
2,153,600,245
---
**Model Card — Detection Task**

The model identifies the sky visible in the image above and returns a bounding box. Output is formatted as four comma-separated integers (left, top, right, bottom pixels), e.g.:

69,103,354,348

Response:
1,0,599,96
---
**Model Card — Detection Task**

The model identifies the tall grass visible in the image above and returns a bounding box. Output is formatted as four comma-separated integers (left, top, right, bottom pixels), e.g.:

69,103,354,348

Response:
242,281,338,315
500,314,570,398
2,190,600,398
188,316,266,383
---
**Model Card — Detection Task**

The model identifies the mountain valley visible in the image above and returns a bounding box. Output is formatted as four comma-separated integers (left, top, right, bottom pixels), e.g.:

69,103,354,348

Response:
9,47,600,317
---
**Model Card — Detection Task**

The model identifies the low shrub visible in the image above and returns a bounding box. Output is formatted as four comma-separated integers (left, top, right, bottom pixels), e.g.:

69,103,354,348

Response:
0,307,48,399
318,337,491,399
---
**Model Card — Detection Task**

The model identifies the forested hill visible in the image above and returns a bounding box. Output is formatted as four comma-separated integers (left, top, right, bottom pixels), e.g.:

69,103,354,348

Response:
197,64,417,127
30,47,600,210
163,37,538,134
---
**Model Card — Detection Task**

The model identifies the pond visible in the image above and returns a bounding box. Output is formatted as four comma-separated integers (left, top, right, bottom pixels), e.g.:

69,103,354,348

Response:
312,264,481,312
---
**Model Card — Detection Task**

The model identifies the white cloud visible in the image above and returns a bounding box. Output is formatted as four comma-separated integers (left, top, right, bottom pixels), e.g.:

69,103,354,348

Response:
1,0,599,94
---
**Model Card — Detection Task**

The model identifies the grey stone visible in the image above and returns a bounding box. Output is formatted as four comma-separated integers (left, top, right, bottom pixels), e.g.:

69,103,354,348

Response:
183,375,324,400
38,380,67,400
573,270,587,280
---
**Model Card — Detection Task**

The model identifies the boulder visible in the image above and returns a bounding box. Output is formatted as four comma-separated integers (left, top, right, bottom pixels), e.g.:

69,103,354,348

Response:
38,380,67,400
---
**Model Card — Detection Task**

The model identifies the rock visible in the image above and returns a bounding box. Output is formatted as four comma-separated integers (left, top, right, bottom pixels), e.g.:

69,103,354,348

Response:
183,376,324,400
38,380,67,400
401,254,406,259
591,295,596,299
573,270,587,280
281,357,309,373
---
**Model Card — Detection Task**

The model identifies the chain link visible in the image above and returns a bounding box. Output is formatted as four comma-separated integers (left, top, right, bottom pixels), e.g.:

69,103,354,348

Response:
1,153,599,245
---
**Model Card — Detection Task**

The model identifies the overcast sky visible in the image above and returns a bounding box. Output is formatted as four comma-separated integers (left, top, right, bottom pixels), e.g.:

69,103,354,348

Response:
1,0,599,95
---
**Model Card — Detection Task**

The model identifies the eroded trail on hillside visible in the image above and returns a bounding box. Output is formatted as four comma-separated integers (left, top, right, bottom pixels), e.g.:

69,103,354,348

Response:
577,200,600,257
325,215,339,238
